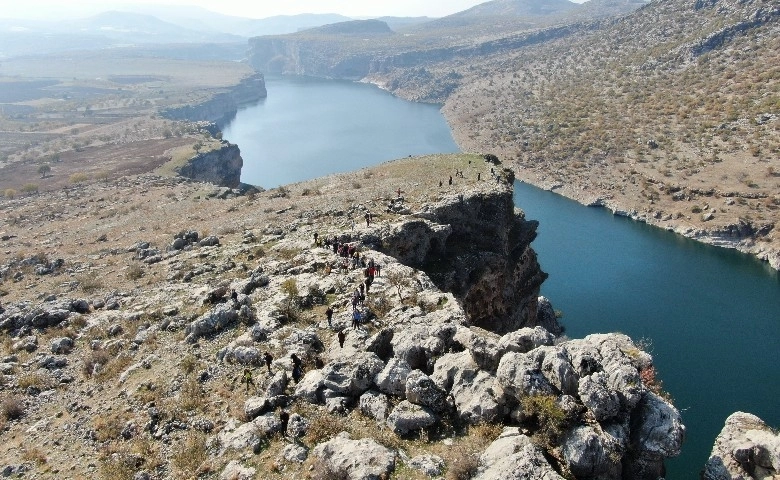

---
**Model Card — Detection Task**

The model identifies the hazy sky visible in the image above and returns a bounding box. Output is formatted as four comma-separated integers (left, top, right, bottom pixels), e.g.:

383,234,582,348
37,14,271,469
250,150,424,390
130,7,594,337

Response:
2,0,589,20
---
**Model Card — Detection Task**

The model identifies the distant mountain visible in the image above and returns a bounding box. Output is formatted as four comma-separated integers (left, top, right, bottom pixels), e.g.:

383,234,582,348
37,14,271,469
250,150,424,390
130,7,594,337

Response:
106,5,353,37
452,0,578,17
302,19,394,36
64,11,244,43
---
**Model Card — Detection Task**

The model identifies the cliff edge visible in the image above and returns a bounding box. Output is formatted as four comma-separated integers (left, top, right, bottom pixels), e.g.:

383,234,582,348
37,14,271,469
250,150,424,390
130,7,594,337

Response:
0,154,683,479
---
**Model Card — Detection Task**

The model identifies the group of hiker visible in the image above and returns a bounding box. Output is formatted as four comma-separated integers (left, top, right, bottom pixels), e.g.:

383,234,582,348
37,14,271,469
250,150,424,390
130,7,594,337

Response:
237,351,304,394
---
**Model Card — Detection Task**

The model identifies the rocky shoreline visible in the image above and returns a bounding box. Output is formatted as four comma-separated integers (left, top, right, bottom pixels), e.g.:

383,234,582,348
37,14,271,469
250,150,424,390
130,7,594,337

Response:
516,175,780,271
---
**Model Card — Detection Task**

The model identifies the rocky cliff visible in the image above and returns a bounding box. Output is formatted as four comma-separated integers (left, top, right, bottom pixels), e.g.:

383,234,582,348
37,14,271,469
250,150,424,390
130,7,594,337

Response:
702,412,780,479
175,139,243,188
162,72,267,127
376,166,549,334
0,153,686,479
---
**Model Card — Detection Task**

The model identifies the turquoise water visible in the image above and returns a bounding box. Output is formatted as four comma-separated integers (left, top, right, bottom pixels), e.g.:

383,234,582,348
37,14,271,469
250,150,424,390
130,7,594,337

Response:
224,76,780,478
222,75,459,189
514,182,780,478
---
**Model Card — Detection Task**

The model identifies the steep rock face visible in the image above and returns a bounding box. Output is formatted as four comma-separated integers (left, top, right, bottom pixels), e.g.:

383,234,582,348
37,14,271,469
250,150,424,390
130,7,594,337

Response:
379,167,548,334
702,412,780,480
162,73,267,127
175,141,243,188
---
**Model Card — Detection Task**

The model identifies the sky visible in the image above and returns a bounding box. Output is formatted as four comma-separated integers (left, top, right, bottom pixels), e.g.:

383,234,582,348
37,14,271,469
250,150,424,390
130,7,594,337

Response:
1,0,589,21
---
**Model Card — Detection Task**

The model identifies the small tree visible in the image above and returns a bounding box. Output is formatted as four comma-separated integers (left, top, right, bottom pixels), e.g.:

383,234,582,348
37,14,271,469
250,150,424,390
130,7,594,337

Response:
386,270,410,303
37,164,51,178
281,278,300,320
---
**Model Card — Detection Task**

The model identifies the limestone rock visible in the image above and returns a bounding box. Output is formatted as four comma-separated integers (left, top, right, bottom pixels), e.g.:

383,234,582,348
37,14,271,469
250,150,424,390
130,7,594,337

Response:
453,326,502,372
386,400,437,436
220,460,255,480
431,350,478,392
359,389,390,423
312,432,396,480
562,425,622,478
702,412,780,480
498,326,554,354
321,352,384,397
578,372,621,422
408,454,445,477
185,302,239,343
374,357,411,397
450,369,507,424
624,391,685,480
405,370,449,414
477,428,563,479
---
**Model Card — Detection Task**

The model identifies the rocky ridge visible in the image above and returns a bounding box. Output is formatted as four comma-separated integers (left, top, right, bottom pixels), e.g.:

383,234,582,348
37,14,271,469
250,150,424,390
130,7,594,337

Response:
0,154,686,479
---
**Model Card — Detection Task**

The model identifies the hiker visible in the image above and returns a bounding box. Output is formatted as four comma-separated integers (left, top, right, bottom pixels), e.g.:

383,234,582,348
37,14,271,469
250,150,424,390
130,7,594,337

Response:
263,351,273,374
338,329,346,348
397,187,401,197
326,306,334,327
352,309,362,329
439,180,442,187
231,289,238,301
365,212,371,227
291,354,303,384
477,172,481,181
313,232,319,245
448,176,453,185
279,410,290,437
375,264,381,277
241,368,255,393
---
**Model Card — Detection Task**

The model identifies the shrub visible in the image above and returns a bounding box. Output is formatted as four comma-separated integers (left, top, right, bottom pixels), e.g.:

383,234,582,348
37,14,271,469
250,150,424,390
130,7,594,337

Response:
93,413,125,442
77,273,103,293
69,172,90,184
445,443,481,480
21,183,39,193
125,264,144,280
4,189,17,199
520,394,566,447
178,376,206,412
1,395,25,420
171,431,209,477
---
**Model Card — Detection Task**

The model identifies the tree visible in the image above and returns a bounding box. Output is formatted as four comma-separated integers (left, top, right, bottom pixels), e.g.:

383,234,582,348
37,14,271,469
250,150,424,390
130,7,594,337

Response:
385,270,410,303
38,164,51,178
281,278,300,321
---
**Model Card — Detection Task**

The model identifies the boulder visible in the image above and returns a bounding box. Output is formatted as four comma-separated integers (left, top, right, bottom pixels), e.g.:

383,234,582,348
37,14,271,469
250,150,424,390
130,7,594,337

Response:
220,460,255,480
702,412,780,480
578,372,621,422
312,432,395,480
624,392,685,479
386,400,437,436
431,351,477,391
496,350,556,399
498,326,554,354
279,443,309,464
450,369,507,424
321,352,384,397
476,429,564,479
453,326,502,372
374,358,411,397
359,390,390,423
408,454,445,477
185,302,239,343
405,370,449,414
562,425,622,478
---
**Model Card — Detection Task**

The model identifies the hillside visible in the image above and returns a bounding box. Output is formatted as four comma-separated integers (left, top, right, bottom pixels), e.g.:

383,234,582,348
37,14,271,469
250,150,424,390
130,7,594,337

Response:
0,153,688,479
246,0,780,269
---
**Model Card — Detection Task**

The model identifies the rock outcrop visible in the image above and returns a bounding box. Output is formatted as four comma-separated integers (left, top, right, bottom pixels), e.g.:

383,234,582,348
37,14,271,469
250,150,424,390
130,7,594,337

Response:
702,412,780,480
162,73,267,127
175,140,243,188
378,166,547,334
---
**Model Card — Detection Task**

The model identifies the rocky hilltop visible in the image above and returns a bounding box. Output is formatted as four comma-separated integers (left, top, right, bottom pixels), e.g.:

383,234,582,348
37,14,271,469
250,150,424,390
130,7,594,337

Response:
246,0,780,269
0,154,686,479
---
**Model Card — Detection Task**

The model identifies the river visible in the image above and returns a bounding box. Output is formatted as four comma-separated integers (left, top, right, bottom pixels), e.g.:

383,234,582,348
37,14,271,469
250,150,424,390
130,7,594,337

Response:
223,75,780,478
